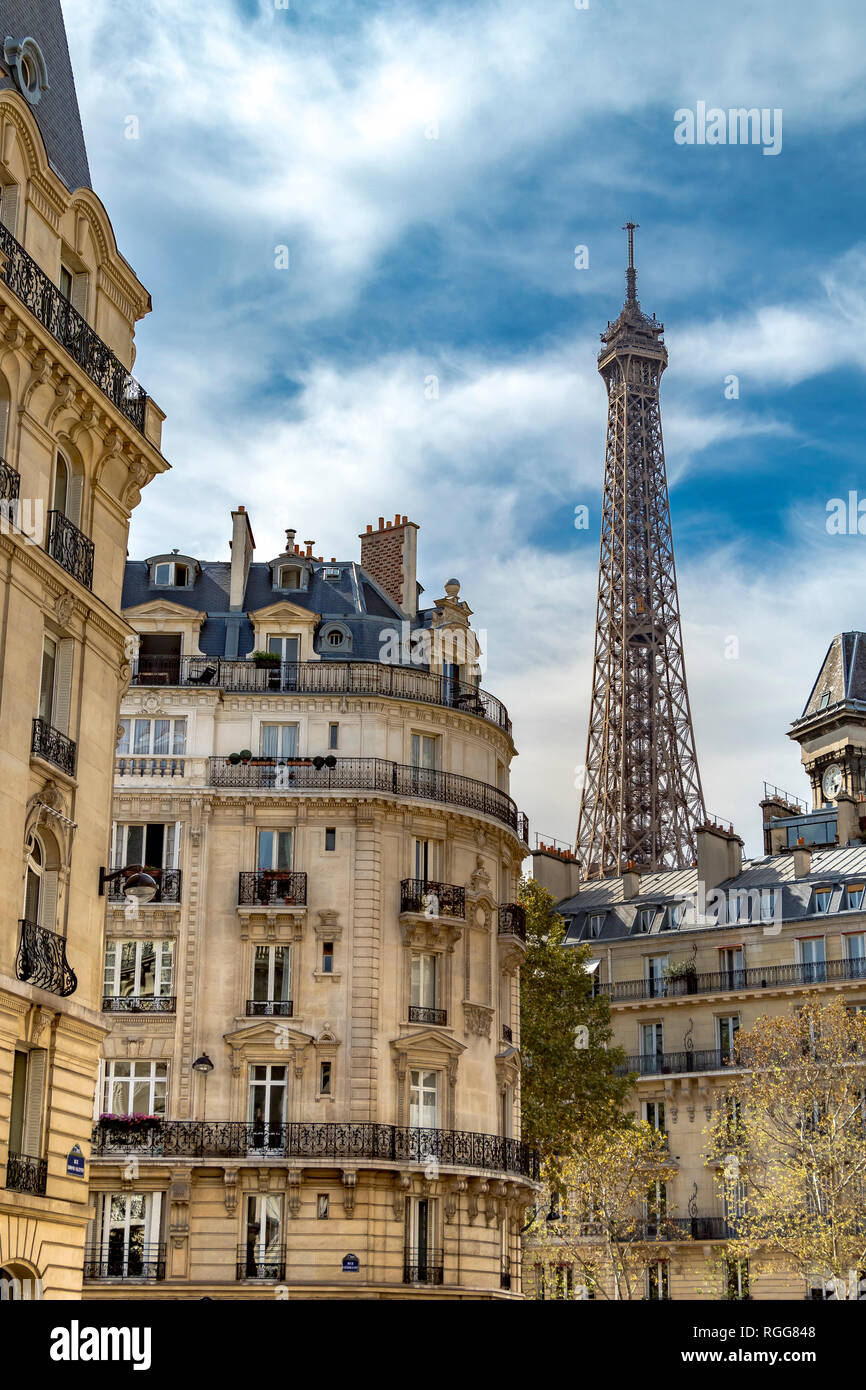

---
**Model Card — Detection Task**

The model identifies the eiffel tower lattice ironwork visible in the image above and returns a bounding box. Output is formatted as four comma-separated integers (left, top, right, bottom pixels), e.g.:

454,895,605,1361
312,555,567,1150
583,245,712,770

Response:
576,224,706,877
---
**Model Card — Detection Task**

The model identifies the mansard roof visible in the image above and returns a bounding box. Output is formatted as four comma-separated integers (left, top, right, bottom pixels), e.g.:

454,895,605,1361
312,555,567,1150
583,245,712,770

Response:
0,0,91,192
798,632,866,721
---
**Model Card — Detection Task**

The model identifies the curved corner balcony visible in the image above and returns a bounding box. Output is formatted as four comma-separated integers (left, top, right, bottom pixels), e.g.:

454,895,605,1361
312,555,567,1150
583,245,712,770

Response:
211,756,530,843
0,223,149,433
15,919,77,997
131,656,512,736
90,1119,540,1180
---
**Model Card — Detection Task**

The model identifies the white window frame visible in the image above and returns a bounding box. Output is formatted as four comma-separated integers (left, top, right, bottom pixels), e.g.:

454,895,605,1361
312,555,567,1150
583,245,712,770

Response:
409,1068,440,1129
251,944,292,1003
101,1060,167,1117
260,723,298,759
103,939,174,1000
118,718,186,757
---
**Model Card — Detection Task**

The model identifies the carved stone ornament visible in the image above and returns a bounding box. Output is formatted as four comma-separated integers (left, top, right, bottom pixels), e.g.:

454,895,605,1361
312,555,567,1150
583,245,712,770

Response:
463,1003,493,1040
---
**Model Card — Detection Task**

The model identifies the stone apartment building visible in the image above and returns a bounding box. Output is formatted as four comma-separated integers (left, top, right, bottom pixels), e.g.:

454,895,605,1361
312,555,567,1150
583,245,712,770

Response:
85,509,538,1298
0,2,167,1298
529,631,866,1300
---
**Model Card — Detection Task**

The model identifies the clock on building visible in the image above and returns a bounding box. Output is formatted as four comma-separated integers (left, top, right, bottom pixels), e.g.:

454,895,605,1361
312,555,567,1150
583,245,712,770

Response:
822,763,844,800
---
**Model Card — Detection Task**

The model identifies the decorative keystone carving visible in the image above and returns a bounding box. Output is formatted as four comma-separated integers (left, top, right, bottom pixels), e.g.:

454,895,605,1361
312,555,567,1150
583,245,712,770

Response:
286,1168,302,1217
342,1171,357,1217
223,1169,239,1214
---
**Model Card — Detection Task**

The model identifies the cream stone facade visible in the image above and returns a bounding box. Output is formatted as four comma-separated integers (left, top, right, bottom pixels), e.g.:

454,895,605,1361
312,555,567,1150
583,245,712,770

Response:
0,10,166,1300
86,512,538,1298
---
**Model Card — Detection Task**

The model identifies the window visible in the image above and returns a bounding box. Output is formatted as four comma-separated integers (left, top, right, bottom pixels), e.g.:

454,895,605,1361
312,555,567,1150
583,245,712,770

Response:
644,1100,666,1135
277,566,300,590
267,635,300,663
760,888,778,920
635,908,655,934
243,1195,282,1279
811,886,833,915
52,450,82,525
587,914,604,939
799,937,827,983
413,838,433,880
93,1193,162,1279
153,561,189,587
9,1047,47,1164
103,940,174,1002
251,945,291,1009
257,829,292,871
717,1014,740,1061
325,827,336,852
845,933,866,979
59,264,73,301
58,256,88,316
723,1179,748,1228
718,947,744,986
323,567,341,582
819,691,831,709
411,953,438,1010
646,1260,669,1300
321,942,334,974
38,632,73,735
118,718,186,756
405,1196,438,1283
260,723,298,759
640,1022,664,1072
112,822,179,872
845,884,866,912
411,734,438,770
660,903,684,932
319,1061,332,1096
102,1061,167,1117
0,181,19,235
409,1069,440,1128
645,955,669,998
24,832,58,930
326,629,344,647
248,1065,287,1147
645,1180,667,1233
328,722,339,749
317,1194,330,1220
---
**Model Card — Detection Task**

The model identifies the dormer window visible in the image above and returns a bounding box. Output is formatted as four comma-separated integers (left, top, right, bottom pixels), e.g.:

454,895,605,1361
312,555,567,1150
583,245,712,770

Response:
327,630,344,647
844,884,866,912
635,908,655,934
819,691,831,709
319,622,351,653
811,886,833,915
660,904,684,932
323,567,341,582
277,566,301,590
154,561,190,587
586,914,604,939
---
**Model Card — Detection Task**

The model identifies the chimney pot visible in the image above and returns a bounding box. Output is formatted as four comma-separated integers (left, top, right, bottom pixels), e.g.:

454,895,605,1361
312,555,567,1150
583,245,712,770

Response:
366,524,373,533
378,516,384,529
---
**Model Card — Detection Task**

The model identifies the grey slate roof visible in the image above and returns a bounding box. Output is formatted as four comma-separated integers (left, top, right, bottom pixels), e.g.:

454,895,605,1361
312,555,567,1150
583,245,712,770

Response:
559,845,866,944
0,0,91,192
799,632,866,720
122,558,440,666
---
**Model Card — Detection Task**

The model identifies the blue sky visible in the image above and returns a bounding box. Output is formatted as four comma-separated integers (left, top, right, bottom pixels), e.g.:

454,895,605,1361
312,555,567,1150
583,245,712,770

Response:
64,0,866,856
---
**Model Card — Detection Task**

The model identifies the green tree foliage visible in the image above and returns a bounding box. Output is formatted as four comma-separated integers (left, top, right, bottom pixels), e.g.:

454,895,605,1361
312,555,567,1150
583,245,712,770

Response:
519,877,629,1166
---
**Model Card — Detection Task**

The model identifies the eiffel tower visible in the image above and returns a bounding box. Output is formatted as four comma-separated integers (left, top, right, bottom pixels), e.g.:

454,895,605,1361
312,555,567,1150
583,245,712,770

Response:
576,225,706,877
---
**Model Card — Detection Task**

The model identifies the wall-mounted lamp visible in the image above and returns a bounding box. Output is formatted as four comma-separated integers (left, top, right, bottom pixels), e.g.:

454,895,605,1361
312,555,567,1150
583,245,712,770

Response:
98,864,160,902
192,1053,214,1074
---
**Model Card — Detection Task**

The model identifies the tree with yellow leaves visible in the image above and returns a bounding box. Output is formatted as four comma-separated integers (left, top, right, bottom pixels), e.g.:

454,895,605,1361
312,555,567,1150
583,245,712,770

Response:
707,995,866,1299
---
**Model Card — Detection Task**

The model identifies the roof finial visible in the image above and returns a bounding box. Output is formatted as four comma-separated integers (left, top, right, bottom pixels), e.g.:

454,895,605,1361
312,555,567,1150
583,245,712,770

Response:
623,221,639,303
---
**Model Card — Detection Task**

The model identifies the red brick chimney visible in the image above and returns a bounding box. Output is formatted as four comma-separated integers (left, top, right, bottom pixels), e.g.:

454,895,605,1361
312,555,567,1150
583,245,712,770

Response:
359,514,419,617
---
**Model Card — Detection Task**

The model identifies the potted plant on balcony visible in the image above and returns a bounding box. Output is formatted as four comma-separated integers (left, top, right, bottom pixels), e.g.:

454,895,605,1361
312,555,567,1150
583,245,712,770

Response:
250,649,280,670
663,958,698,993
99,1111,163,1134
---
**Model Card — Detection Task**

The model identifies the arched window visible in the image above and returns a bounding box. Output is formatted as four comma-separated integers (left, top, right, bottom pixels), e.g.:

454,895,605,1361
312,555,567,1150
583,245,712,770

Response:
52,450,83,527
24,834,43,923
0,371,10,456
23,830,59,930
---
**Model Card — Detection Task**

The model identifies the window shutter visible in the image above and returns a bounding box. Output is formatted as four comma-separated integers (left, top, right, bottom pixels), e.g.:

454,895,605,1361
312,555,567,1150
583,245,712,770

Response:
163,822,179,869
111,822,125,869
71,272,89,318
66,469,83,527
39,868,59,931
0,395,8,455
52,637,74,735
21,1048,47,1157
0,183,19,235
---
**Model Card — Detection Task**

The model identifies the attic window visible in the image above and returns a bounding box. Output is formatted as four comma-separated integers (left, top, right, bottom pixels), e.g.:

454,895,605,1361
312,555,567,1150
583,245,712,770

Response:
4,37,49,107
327,630,344,647
819,691,831,709
586,914,604,939
278,566,301,590
323,567,341,581
635,908,655,934
154,562,190,587
811,886,834,915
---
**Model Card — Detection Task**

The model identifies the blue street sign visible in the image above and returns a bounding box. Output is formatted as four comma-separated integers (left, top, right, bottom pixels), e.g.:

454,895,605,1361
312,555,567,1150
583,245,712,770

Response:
66,1144,85,1178
342,1253,359,1272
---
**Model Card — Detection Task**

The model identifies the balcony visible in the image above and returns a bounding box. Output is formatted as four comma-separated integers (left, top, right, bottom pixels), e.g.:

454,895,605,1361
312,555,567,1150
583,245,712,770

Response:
31,716,77,776
246,999,293,1017
107,869,182,905
400,878,465,917
0,454,20,503
0,221,149,433
408,1005,448,1026
600,956,866,1005
130,656,512,734
403,1248,444,1285
15,919,77,997
501,1024,513,1043
236,1246,286,1281
83,1244,166,1282
630,1216,733,1242
102,996,177,1014
45,509,94,589
616,1048,741,1078
214,757,527,839
5,1151,47,1196
91,1119,540,1179
498,903,527,942
238,870,307,907
115,754,188,779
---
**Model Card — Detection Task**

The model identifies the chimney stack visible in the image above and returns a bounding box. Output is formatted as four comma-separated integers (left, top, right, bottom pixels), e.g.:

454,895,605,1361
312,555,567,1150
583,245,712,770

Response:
359,514,419,618
696,823,743,891
793,845,811,878
229,506,255,611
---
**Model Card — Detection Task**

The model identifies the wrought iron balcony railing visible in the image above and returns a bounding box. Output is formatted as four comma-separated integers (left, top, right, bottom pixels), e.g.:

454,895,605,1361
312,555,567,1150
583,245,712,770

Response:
403,1248,444,1285
408,1005,448,1026
102,996,176,1014
238,870,307,907
107,869,182,904
501,1024,513,1043
91,1119,540,1179
213,757,526,839
0,222,149,433
5,1151,47,1196
31,716,77,776
629,1216,734,1242
83,1243,166,1281
45,509,94,589
400,878,466,917
500,1258,512,1290
16,919,77,997
498,903,527,941
131,655,512,734
236,1245,287,1281
0,454,20,503
600,955,866,1004
616,1048,741,1078
246,999,293,1017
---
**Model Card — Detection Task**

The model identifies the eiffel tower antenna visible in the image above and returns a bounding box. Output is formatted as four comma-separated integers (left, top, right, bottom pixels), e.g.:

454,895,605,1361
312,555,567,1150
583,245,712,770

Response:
575,228,706,877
